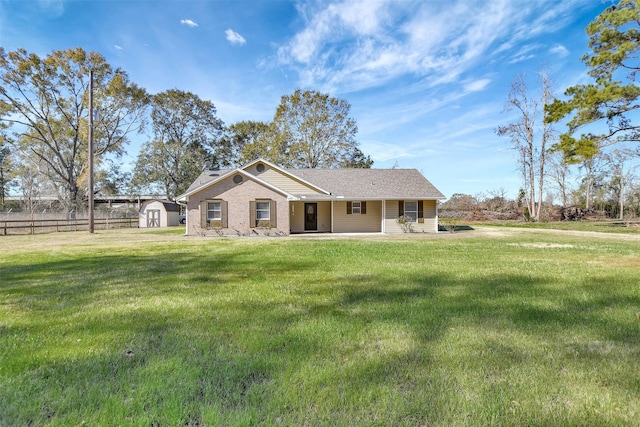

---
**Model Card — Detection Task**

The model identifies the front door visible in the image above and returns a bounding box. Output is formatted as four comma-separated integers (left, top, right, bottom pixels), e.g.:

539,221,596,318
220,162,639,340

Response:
304,203,317,231
147,209,160,227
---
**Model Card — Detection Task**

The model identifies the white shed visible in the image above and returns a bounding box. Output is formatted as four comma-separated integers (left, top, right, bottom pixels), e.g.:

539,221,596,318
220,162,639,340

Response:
139,199,181,228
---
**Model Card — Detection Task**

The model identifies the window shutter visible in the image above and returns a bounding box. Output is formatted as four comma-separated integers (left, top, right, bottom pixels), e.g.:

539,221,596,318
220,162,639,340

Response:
221,200,228,228
418,200,424,223
200,201,207,227
249,201,256,228
347,201,352,214
270,200,277,228
399,200,404,216
361,201,367,215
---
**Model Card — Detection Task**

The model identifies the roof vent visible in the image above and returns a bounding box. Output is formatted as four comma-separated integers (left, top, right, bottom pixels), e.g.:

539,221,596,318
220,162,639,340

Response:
233,174,243,184
256,163,265,172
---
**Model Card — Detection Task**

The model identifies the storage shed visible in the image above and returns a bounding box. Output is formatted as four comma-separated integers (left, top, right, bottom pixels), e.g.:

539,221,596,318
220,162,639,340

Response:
139,199,181,228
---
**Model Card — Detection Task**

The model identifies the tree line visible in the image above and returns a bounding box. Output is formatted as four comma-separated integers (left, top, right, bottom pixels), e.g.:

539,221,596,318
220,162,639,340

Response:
495,0,640,221
0,47,371,214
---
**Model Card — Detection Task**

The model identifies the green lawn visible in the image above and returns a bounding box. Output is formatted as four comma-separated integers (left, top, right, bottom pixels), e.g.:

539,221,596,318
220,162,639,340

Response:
477,219,640,234
1,229,639,426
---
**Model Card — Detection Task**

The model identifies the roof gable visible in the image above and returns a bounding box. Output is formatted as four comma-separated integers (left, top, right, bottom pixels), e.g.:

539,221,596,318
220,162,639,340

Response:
243,159,329,195
178,166,295,201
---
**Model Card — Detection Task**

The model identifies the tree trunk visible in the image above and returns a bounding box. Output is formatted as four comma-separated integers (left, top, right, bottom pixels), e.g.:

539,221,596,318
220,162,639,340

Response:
619,175,624,220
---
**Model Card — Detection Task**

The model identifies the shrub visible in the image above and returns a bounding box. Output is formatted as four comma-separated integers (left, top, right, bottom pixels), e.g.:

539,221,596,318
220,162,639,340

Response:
441,216,460,233
396,215,415,233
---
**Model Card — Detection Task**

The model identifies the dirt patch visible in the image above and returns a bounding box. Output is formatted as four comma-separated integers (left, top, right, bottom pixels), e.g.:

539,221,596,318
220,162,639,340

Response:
507,242,575,249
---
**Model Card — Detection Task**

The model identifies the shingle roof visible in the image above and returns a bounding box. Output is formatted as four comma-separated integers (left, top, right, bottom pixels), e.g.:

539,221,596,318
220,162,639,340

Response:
183,168,233,194
286,168,445,199
180,166,445,200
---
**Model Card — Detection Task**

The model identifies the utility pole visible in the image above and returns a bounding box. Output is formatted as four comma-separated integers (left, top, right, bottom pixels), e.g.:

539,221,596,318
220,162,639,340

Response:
88,69,95,233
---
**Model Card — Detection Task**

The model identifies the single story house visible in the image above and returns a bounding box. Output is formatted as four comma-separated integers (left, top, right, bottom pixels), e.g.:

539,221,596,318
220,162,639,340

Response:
177,158,445,236
139,199,181,228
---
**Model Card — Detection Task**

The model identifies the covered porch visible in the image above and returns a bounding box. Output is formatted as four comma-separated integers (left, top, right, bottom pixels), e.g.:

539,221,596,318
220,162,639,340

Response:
289,199,383,234
289,198,439,234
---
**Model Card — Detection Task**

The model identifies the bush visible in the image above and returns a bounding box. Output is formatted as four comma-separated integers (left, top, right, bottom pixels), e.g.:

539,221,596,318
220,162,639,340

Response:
396,215,415,233
440,216,460,233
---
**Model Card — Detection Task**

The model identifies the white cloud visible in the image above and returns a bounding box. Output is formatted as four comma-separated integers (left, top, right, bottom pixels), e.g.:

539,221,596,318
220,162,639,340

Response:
464,79,491,93
550,44,569,57
276,0,589,94
180,19,198,28
114,45,123,50
225,28,246,45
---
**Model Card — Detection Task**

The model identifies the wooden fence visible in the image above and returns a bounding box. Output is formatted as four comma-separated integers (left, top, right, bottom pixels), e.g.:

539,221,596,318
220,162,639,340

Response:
1,217,138,235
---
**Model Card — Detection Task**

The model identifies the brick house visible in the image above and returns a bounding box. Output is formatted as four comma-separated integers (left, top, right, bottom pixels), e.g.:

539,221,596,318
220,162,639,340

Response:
177,158,445,236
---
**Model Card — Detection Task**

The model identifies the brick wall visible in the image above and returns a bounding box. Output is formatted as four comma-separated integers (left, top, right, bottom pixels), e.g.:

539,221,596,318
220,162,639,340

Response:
186,173,289,236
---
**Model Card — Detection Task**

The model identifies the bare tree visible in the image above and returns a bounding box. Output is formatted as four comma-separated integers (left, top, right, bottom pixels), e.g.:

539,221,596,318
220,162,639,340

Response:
496,71,556,221
578,152,608,210
606,147,639,220
546,150,573,207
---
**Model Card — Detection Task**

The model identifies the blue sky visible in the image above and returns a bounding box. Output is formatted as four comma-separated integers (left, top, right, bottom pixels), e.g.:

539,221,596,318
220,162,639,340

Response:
0,0,609,200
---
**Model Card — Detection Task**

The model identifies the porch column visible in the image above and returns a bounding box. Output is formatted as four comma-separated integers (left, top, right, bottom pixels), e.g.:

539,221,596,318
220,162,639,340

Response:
330,200,334,233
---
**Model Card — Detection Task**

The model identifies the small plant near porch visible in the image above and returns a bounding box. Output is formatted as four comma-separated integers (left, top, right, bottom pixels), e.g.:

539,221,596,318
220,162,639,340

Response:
396,214,415,233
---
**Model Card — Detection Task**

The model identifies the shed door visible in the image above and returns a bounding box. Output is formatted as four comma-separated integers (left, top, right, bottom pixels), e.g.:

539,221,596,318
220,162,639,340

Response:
304,203,317,231
147,209,161,227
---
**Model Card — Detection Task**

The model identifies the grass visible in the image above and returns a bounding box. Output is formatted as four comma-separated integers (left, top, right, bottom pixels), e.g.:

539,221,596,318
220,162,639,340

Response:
477,219,640,234
1,228,639,426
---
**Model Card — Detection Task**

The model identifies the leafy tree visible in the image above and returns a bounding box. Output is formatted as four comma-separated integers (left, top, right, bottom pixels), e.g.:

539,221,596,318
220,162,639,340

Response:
341,147,374,168
15,157,52,216
546,0,640,160
496,71,556,221
219,120,273,167
132,90,224,199
95,158,132,196
0,130,17,208
222,91,372,169
0,47,149,213
271,89,370,168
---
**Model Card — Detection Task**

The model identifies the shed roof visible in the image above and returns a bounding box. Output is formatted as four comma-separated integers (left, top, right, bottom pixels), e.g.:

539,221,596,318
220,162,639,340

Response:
141,199,181,212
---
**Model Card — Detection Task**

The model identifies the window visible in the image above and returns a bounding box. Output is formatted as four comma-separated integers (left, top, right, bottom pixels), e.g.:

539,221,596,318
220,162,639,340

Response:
207,201,221,221
347,201,366,214
256,201,270,221
202,200,227,228
250,200,277,228
404,201,418,222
